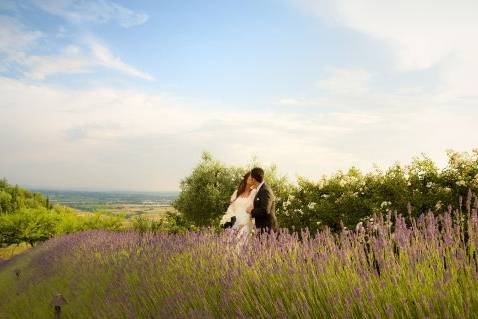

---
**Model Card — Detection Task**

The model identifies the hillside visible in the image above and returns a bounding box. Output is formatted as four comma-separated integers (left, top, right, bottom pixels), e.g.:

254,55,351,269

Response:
1,208,478,318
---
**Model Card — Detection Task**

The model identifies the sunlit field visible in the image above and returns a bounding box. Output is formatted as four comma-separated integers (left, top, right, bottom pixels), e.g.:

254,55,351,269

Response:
1,207,478,318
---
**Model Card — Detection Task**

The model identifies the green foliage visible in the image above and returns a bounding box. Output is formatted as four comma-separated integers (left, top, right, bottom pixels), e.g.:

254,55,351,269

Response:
280,150,478,233
52,206,122,234
162,211,198,234
132,215,151,234
132,212,198,234
0,179,124,246
78,212,123,232
175,149,478,234
173,152,245,226
0,178,51,214
174,152,293,228
0,208,57,247
0,206,123,247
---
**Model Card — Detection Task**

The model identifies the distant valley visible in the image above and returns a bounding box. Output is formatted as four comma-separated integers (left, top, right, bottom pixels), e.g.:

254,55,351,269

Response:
31,189,179,219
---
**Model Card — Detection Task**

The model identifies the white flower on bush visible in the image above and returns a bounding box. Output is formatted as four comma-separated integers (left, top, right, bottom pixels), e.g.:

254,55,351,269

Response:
307,202,317,210
407,181,412,186
456,180,467,187
444,187,452,193
417,170,426,179
426,181,433,188
282,201,291,209
355,221,364,232
380,201,392,209
321,194,330,198
344,175,358,185
435,201,443,210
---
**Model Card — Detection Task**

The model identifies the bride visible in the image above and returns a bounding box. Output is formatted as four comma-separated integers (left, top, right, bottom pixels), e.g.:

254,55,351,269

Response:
220,171,256,241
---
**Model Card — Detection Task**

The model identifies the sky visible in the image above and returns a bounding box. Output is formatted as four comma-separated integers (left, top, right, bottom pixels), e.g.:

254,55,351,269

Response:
1,0,477,191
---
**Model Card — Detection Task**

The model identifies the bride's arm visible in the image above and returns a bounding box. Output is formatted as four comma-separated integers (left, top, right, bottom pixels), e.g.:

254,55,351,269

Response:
220,190,238,225
230,190,238,203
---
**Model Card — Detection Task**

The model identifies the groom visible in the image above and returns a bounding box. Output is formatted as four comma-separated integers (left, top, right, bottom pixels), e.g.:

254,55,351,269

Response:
246,167,278,233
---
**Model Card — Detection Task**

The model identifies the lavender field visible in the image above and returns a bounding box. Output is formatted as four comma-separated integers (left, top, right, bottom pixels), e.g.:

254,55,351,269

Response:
1,208,478,318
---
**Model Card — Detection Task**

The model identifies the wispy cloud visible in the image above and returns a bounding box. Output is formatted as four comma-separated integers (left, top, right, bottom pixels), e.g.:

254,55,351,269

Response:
1,76,477,190
294,0,478,98
0,16,153,81
22,45,93,80
32,0,148,28
0,15,43,56
88,38,154,80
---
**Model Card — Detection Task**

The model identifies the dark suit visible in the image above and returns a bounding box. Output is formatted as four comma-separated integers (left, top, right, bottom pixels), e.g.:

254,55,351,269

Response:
251,183,278,232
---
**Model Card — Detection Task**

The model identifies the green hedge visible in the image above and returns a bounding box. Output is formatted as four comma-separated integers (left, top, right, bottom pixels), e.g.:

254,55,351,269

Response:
175,149,478,234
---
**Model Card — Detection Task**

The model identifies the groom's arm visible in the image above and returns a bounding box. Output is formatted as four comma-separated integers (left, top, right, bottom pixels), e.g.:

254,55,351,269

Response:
251,189,272,219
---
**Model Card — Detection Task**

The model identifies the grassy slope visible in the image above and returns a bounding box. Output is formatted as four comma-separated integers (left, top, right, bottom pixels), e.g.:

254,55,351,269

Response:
2,221,478,319
0,234,119,319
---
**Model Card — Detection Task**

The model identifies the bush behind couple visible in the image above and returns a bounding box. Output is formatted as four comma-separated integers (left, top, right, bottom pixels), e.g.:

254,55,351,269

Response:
220,167,278,237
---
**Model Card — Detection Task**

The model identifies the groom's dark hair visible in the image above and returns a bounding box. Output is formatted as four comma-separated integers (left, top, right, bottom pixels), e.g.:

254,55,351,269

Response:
250,167,264,183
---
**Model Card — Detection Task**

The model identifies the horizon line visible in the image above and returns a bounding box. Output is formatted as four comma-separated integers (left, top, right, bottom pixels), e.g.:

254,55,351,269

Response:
25,184,180,194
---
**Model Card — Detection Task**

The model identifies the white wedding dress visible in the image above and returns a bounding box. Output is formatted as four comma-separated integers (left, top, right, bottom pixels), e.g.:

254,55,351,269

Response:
220,189,255,242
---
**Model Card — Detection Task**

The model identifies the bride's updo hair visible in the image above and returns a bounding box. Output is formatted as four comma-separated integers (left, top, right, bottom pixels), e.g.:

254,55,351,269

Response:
236,171,251,198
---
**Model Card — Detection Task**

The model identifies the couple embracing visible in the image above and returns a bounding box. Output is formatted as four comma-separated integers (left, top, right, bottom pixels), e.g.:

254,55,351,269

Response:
220,167,278,241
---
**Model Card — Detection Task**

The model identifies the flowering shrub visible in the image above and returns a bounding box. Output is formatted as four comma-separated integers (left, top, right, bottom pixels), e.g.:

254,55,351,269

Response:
174,149,478,234
276,150,478,233
1,205,478,318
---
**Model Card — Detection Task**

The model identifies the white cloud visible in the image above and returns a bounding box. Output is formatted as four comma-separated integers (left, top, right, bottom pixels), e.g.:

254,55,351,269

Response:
0,15,43,56
1,76,477,191
0,16,153,81
22,45,93,80
317,67,371,96
276,98,311,107
88,38,154,81
32,0,148,28
295,0,478,98
18,40,154,81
